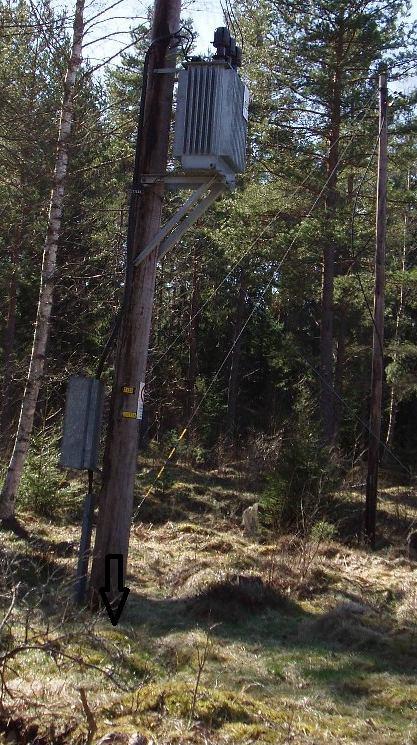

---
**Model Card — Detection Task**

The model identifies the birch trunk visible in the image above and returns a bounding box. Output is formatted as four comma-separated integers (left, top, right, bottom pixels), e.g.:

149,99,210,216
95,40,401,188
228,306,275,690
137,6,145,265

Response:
0,0,85,522
0,236,18,450
226,269,246,440
384,263,405,454
384,170,409,457
186,248,200,423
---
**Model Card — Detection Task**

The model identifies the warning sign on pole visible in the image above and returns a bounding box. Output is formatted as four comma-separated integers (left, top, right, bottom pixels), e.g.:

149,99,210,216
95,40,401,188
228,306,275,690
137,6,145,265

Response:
137,382,145,420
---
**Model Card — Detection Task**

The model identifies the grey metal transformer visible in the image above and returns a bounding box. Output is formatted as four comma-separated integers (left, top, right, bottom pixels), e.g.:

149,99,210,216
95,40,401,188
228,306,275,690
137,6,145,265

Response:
174,59,249,186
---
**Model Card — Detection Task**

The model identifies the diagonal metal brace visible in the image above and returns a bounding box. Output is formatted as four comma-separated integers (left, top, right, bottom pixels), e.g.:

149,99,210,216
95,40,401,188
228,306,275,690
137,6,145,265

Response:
158,182,224,260
132,177,225,267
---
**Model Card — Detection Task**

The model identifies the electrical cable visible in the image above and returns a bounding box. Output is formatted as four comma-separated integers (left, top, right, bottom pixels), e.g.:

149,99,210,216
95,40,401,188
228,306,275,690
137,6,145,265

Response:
132,98,380,520
91,27,188,530
95,27,186,380
299,354,410,476
225,0,244,51
146,92,378,382
349,115,385,358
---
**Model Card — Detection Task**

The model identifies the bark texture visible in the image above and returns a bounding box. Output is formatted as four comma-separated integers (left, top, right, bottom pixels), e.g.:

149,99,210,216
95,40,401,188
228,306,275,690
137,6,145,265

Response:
226,269,246,439
385,171,409,456
365,72,388,547
186,248,200,422
0,0,85,520
89,0,181,604
320,15,343,445
0,237,18,448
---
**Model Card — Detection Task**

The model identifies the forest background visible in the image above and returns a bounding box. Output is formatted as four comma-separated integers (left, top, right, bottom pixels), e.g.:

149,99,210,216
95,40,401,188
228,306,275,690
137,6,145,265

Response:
1,0,417,530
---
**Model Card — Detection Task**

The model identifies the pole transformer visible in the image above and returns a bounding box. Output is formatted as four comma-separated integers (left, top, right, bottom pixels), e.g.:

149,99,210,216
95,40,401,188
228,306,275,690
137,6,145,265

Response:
89,0,182,604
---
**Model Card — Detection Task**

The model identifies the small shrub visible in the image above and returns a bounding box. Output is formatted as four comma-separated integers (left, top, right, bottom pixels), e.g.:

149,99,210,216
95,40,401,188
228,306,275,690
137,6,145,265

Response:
261,430,341,532
163,428,185,453
189,444,209,466
19,427,82,520
310,520,336,544
245,431,283,475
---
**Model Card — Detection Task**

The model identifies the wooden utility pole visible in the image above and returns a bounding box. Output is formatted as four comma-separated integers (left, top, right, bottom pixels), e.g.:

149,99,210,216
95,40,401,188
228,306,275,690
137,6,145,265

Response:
89,0,181,604
365,70,388,548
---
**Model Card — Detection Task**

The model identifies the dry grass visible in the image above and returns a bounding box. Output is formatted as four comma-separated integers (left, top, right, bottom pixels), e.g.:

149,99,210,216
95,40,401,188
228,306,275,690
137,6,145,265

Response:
1,462,417,743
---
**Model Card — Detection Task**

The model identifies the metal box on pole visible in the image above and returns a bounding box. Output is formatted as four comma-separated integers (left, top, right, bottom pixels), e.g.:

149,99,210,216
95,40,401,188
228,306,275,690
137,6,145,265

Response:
60,376,104,471
174,59,249,185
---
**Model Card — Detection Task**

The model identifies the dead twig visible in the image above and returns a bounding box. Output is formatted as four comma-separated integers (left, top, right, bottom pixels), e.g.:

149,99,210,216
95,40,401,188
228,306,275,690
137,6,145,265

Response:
0,583,19,633
188,626,216,725
79,687,97,744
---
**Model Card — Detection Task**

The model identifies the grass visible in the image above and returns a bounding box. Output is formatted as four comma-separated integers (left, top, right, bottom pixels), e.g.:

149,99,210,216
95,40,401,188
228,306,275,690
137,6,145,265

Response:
1,460,417,743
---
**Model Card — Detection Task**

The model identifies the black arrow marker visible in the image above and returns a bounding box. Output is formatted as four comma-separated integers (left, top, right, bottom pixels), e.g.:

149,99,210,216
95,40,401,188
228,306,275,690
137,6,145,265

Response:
99,553,130,626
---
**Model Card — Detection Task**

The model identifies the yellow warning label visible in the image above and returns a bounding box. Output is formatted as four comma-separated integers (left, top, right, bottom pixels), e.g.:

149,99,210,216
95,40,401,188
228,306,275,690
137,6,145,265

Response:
122,411,137,419
122,385,135,394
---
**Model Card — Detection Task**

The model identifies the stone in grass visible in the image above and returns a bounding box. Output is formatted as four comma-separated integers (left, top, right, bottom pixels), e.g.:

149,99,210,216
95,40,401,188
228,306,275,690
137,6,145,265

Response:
407,531,417,561
300,603,386,650
242,503,259,537
95,734,148,745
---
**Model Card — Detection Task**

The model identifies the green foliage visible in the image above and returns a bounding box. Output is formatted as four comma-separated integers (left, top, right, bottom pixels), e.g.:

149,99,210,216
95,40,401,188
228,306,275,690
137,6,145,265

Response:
2,0,417,520
162,429,188,459
19,428,82,520
310,519,336,544
385,342,417,402
261,413,341,531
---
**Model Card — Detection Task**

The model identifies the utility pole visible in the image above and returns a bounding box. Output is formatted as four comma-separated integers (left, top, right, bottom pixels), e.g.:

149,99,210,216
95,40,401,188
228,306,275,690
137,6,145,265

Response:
365,70,388,548
89,0,181,604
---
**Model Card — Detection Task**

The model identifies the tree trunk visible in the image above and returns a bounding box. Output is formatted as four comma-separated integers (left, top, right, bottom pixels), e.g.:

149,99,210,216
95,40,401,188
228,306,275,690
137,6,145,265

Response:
186,249,200,422
384,170,409,457
0,238,18,449
320,19,343,446
226,269,246,439
0,0,85,522
365,71,388,547
332,314,346,442
385,389,398,454
1,40,41,451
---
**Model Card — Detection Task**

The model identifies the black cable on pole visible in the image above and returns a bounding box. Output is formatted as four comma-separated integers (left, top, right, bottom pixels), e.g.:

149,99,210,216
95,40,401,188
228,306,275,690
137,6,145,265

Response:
94,30,183,381
77,28,186,605
350,116,385,359
225,0,244,51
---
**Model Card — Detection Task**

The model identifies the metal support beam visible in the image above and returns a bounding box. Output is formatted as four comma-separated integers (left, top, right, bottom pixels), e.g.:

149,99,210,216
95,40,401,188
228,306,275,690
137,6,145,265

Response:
133,177,225,267
133,177,216,266
139,173,229,189
158,182,225,260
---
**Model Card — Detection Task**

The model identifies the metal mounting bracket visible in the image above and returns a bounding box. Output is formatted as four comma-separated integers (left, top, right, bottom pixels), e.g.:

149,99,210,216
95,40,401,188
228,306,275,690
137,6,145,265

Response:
152,67,179,74
139,173,235,190
132,176,226,267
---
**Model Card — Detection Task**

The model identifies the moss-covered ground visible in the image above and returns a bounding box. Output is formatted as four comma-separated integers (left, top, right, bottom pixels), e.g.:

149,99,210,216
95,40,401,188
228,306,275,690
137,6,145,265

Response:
1,461,417,744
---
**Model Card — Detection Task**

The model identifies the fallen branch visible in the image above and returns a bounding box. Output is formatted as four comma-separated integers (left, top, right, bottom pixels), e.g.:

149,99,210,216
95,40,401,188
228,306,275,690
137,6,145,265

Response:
0,583,19,633
79,687,97,744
